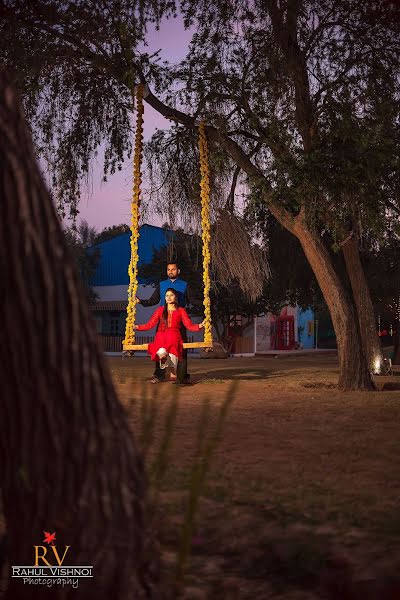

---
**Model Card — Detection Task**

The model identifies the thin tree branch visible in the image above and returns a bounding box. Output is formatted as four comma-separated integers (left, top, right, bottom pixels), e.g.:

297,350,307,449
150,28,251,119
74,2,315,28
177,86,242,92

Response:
226,129,261,141
268,0,315,151
141,85,296,231
386,200,400,217
225,165,241,211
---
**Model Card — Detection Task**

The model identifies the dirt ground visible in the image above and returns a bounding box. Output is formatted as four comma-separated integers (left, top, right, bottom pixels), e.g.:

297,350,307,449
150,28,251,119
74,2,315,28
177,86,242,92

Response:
1,354,399,599
111,352,400,600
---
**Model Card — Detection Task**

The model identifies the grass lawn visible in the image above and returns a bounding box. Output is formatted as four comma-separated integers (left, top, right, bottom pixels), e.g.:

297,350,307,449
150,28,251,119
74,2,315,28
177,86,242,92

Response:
111,353,400,600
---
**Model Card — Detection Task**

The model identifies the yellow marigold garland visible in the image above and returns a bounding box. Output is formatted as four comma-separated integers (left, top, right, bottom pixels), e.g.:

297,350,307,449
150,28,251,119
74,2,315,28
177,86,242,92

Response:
198,122,212,344
123,84,144,347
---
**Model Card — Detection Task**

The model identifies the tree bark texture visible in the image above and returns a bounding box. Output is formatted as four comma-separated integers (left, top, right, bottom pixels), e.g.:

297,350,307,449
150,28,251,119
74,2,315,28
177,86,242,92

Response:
393,320,400,365
341,233,385,374
0,70,162,598
293,220,375,391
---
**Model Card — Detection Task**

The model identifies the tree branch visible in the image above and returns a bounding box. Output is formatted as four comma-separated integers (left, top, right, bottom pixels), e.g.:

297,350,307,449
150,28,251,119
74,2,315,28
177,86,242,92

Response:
142,86,296,232
304,19,340,56
237,94,291,159
8,9,113,74
226,165,241,211
386,200,400,217
268,0,315,151
226,129,261,142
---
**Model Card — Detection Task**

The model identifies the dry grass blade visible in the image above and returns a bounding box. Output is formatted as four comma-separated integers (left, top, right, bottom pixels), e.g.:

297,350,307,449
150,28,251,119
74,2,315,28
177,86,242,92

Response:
149,386,180,495
174,382,237,587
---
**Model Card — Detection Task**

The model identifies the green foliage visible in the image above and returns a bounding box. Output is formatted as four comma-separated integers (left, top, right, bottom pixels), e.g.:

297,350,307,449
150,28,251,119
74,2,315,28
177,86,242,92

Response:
245,205,321,311
361,229,400,325
147,0,399,241
63,220,99,302
0,0,175,218
1,0,398,255
94,223,130,244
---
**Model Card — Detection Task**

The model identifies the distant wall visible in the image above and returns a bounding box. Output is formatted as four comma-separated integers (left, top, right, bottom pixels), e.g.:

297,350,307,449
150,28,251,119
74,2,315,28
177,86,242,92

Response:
252,306,315,352
297,308,315,349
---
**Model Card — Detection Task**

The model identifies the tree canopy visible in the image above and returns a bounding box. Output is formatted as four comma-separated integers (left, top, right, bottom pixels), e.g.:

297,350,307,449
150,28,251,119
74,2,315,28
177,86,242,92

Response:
94,223,131,244
2,0,398,229
64,219,100,301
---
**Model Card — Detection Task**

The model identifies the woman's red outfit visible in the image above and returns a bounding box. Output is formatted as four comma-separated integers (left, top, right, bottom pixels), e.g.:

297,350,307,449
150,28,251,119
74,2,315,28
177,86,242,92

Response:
136,306,201,361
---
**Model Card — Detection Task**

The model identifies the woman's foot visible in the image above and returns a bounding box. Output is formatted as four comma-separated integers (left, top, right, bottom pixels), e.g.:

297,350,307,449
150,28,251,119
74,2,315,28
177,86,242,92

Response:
150,377,160,384
170,372,177,382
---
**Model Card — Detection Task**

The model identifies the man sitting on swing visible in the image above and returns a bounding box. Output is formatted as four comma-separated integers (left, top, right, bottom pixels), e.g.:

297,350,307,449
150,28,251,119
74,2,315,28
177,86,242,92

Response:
133,288,205,381
137,261,200,384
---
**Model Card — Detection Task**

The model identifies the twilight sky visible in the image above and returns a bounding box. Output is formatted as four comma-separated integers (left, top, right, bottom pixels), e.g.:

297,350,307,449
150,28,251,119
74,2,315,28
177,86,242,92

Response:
76,16,193,232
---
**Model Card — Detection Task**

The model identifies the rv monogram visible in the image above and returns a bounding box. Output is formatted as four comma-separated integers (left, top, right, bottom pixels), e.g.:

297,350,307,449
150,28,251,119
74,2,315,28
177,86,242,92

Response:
11,531,93,589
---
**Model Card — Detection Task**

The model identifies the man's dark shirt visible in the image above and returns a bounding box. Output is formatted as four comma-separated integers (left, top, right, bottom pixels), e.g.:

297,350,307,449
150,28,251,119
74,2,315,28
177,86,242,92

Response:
140,278,200,310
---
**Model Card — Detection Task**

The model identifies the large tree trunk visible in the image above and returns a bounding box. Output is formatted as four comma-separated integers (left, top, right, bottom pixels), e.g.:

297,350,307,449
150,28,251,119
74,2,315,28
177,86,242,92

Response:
0,72,162,597
341,232,385,374
293,219,375,391
393,316,400,365
203,128,376,390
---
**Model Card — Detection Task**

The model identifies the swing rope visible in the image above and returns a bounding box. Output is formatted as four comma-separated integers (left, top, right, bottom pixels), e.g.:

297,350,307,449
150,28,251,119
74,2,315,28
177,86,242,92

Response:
123,92,213,351
123,83,144,348
198,122,213,345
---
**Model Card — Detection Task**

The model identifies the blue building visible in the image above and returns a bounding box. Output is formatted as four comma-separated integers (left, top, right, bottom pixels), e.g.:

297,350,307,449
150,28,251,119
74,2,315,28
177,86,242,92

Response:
90,224,172,289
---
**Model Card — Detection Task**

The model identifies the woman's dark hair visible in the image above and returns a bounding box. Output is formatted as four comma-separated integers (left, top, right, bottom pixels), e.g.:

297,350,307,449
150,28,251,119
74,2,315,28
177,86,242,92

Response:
162,287,178,325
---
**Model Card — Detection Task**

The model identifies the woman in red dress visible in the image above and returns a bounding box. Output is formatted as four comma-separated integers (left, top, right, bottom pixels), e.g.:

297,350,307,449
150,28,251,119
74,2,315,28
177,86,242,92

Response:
133,288,205,379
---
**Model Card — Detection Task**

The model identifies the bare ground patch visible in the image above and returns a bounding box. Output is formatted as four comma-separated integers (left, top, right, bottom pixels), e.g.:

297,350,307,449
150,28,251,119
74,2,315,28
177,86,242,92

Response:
112,354,400,599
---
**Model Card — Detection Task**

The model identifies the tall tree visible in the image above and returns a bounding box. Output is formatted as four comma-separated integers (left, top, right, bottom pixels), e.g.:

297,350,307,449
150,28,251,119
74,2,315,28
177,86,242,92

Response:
94,223,130,244
64,219,100,301
0,68,162,599
1,0,398,389
145,0,398,383
362,228,400,365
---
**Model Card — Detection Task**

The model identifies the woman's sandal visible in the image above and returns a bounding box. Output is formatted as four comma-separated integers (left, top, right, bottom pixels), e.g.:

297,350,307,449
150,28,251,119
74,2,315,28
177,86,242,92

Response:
150,377,160,384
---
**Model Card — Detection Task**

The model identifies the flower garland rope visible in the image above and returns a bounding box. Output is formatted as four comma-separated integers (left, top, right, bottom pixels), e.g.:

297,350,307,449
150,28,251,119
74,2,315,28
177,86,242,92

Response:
198,122,212,345
123,84,144,347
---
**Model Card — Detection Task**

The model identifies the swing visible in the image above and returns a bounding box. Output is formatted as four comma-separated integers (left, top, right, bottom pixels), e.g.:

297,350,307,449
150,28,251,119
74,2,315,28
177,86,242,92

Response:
122,84,213,352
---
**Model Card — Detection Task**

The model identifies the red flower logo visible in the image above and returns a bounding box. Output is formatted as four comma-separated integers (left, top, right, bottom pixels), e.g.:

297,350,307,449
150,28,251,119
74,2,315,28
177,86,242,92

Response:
43,531,56,545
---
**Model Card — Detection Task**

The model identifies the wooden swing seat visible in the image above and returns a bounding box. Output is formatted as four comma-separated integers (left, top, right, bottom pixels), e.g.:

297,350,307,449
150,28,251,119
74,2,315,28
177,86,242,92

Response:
123,341,213,351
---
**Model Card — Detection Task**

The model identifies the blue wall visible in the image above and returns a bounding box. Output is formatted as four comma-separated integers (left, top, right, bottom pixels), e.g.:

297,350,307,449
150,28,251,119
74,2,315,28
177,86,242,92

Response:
297,308,315,349
90,224,172,286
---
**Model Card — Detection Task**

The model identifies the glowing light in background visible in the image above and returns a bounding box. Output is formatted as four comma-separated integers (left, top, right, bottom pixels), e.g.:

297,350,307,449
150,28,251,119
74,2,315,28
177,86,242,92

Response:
373,357,381,375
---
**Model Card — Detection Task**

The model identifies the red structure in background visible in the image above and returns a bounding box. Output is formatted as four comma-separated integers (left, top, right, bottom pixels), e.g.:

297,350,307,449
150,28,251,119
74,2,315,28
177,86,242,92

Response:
228,314,243,353
271,315,295,350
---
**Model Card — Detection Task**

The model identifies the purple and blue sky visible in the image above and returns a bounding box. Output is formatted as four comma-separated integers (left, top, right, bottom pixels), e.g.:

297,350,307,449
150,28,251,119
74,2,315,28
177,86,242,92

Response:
77,16,192,231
